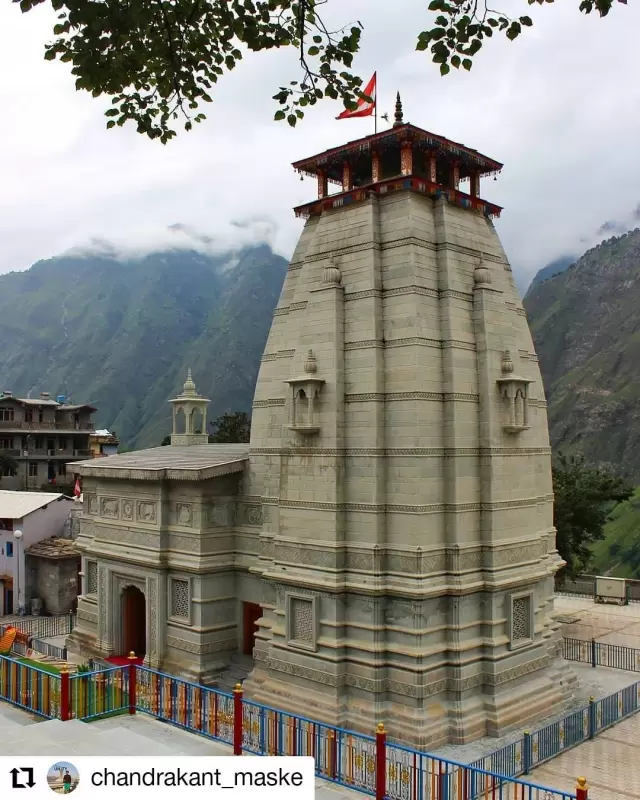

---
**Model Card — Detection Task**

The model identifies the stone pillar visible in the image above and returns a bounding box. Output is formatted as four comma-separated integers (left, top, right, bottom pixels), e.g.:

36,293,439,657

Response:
97,565,114,653
317,169,328,199
342,161,352,192
146,574,162,668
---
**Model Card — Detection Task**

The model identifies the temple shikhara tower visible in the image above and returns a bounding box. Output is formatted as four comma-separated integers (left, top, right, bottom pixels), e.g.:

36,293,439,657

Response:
242,96,568,743
70,96,569,747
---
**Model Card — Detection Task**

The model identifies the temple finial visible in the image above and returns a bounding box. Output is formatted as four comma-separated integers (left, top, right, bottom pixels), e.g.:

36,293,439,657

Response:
183,368,196,394
393,92,404,127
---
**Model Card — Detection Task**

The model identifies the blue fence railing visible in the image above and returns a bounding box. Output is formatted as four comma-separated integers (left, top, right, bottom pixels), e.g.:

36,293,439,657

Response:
471,670,640,779
563,635,640,672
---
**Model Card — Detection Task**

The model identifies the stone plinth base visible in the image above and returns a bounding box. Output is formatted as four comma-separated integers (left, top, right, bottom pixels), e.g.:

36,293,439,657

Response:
244,655,577,749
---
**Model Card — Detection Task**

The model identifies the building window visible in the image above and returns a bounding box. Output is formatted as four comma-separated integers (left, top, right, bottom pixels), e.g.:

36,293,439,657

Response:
1,464,16,478
59,438,67,450
170,579,190,620
0,438,13,450
0,519,13,531
87,561,98,595
58,463,67,477
509,593,534,649
6,541,13,557
28,463,38,477
0,408,14,421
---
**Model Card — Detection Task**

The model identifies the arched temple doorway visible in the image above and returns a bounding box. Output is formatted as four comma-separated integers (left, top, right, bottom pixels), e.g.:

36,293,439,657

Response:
121,585,146,659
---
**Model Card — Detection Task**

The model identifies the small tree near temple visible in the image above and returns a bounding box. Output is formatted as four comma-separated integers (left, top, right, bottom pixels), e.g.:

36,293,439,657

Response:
553,453,633,579
209,412,251,444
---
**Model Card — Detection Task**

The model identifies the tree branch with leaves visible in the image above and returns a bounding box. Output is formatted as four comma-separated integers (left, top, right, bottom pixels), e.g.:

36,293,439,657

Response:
16,0,628,141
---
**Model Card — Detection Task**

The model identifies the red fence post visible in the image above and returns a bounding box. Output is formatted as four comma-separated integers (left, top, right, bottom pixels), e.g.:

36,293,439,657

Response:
576,776,588,799
128,651,137,715
233,683,244,756
60,666,70,721
375,723,387,800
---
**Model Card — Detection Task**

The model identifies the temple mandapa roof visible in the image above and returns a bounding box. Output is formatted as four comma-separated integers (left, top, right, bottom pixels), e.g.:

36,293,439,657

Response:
292,122,503,184
74,445,249,481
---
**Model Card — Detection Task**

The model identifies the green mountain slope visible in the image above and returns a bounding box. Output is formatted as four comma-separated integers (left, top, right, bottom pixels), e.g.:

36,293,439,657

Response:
591,487,640,578
524,228,640,479
525,255,575,296
0,245,287,448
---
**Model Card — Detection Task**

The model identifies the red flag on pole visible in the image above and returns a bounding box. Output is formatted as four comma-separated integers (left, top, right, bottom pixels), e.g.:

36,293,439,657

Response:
74,478,81,498
336,72,376,119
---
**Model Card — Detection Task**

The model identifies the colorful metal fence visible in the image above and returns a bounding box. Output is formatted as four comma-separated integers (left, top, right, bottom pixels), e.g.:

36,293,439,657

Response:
0,654,61,718
69,666,130,721
135,666,235,745
0,653,585,799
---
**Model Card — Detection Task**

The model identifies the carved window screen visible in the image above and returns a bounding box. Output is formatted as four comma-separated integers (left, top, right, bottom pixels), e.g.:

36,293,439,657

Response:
286,593,317,651
87,562,98,595
171,579,190,619
509,593,533,647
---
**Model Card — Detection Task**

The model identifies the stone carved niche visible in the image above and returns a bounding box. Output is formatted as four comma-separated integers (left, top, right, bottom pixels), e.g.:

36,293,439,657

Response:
497,351,532,434
285,350,325,436
122,500,134,521
137,502,157,522
176,503,193,526
100,498,119,518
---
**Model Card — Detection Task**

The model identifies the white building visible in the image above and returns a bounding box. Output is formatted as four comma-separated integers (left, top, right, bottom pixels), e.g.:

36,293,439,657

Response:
0,491,75,615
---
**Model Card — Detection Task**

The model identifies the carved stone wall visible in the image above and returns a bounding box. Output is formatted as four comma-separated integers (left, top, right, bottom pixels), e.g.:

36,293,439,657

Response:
242,191,568,746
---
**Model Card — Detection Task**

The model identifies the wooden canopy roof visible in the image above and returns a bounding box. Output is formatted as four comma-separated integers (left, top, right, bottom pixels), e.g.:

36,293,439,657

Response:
292,122,503,185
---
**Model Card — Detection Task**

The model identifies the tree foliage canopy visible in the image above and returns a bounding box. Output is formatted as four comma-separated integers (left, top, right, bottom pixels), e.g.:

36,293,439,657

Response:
209,411,251,443
16,0,627,142
553,454,633,579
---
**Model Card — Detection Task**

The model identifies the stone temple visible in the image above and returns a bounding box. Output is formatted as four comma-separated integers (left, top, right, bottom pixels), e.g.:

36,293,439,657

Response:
68,97,570,747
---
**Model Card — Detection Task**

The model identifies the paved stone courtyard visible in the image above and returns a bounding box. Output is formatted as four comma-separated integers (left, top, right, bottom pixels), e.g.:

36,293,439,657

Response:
531,712,640,800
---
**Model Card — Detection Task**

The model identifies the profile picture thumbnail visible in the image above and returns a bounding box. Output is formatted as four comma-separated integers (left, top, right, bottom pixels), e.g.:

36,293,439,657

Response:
47,762,80,794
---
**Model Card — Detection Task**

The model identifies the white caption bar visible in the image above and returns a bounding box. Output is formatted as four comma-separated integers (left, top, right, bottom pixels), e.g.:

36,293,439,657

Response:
0,757,315,799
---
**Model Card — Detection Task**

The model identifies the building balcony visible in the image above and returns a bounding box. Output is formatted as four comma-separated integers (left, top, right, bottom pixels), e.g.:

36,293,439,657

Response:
24,449,92,459
0,420,95,432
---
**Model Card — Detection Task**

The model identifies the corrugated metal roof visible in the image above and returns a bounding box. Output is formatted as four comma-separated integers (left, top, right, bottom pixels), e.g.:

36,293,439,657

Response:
0,491,69,519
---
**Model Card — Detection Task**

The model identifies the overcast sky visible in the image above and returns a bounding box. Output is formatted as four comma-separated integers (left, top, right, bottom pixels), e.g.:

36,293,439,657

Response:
1,0,639,290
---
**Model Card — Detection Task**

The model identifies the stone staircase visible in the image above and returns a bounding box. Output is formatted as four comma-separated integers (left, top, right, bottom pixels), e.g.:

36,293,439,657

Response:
216,653,254,693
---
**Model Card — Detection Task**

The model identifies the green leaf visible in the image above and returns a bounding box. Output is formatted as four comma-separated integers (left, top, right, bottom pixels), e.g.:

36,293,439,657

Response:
287,113,297,127
462,58,472,70
274,109,286,121
440,63,450,76
451,55,461,68
307,46,320,56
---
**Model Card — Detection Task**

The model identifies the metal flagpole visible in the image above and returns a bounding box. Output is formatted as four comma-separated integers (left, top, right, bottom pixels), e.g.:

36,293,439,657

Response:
374,72,378,134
